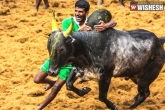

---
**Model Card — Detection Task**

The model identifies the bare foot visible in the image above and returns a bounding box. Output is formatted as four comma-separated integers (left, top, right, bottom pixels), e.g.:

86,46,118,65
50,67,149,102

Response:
119,0,124,7
34,6,39,12
44,81,56,91
44,4,49,9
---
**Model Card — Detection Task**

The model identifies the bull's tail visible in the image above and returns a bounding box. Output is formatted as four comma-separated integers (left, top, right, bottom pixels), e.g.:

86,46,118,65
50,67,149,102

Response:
159,36,165,45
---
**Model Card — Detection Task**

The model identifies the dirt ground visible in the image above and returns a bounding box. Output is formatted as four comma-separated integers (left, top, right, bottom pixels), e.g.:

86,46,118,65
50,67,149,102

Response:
0,0,165,110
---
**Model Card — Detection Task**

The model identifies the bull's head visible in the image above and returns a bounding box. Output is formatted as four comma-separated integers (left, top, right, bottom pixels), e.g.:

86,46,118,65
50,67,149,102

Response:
47,11,74,76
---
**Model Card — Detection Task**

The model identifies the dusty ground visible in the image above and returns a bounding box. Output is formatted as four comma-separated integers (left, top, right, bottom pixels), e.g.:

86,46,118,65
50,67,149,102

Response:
0,0,165,110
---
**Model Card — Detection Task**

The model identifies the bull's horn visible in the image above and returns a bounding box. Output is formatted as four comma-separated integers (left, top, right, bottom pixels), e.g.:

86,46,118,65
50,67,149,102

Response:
52,10,58,32
63,18,74,37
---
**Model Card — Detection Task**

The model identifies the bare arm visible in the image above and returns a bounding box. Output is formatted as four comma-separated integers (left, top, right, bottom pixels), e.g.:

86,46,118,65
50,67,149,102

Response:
35,78,65,110
94,19,117,32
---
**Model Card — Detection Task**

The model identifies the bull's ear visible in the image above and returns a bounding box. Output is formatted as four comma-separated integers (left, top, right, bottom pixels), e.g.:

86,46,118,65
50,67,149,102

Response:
52,10,59,32
65,37,72,44
63,18,74,37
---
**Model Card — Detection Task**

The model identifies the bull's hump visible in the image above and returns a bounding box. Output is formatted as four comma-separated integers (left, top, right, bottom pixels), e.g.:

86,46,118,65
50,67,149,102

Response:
74,31,111,51
72,30,114,43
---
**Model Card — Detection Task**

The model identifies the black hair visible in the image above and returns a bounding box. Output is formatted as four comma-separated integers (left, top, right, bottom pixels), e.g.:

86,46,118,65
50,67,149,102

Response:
75,0,90,12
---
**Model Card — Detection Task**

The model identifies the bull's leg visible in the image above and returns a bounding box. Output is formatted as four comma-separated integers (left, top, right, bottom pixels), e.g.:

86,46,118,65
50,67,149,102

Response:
129,78,141,101
98,75,117,110
126,77,140,101
130,78,137,84
130,56,163,109
66,67,77,90
66,67,91,96
130,79,150,109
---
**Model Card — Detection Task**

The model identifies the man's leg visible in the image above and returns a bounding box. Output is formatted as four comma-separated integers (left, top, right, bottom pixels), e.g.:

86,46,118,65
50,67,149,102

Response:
97,0,103,5
34,70,56,90
34,0,42,11
119,0,124,7
43,0,49,9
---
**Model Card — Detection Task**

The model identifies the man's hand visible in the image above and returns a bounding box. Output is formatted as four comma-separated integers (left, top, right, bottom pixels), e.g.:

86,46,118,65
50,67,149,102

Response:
94,20,117,32
94,20,107,32
78,22,92,31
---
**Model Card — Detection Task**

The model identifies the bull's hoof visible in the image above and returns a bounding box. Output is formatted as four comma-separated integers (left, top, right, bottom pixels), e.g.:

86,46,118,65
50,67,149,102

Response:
82,87,91,93
114,107,118,110
110,104,118,110
129,104,137,109
80,87,91,96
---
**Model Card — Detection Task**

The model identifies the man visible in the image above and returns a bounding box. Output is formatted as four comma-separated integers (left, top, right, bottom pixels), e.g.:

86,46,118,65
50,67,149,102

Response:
34,0,117,110
62,0,116,32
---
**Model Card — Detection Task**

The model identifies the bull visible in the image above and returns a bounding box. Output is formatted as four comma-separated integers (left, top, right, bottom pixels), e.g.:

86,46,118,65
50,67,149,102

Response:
47,9,165,109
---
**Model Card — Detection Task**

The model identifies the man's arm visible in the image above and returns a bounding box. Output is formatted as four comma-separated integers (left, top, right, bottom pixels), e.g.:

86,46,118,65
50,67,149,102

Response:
78,22,92,31
94,19,117,32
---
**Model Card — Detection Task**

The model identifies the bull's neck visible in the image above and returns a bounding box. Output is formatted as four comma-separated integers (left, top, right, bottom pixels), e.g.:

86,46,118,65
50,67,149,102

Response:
71,31,107,71
71,31,93,68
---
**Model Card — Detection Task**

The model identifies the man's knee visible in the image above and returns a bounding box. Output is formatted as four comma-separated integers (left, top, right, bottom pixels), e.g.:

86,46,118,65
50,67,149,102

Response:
34,70,47,84
33,74,43,84
34,77,41,84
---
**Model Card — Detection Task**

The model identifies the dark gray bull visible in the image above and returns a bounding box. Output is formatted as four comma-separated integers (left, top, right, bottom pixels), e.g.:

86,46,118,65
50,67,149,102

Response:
47,9,165,110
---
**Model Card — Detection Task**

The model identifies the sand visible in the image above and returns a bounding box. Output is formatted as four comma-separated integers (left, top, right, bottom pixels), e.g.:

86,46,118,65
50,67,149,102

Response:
0,0,165,110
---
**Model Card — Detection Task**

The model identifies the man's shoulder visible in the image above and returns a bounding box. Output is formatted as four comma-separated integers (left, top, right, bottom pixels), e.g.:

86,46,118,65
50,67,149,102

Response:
62,17,74,23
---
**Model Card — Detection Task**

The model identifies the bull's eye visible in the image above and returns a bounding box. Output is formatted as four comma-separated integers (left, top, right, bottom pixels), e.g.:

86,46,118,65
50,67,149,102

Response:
57,46,65,54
